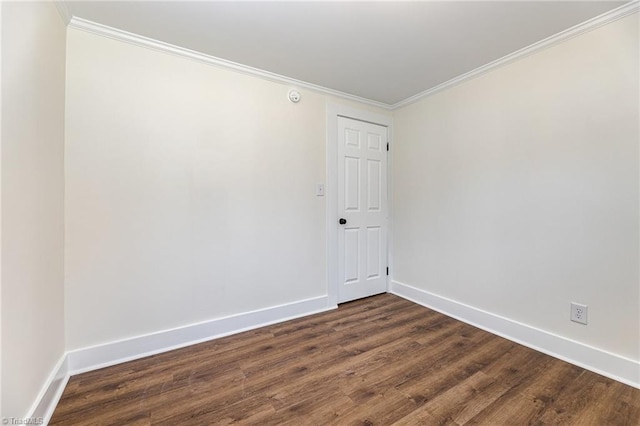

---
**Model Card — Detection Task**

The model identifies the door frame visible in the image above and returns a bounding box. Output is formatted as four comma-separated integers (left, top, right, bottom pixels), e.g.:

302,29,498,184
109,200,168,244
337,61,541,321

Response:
326,104,393,307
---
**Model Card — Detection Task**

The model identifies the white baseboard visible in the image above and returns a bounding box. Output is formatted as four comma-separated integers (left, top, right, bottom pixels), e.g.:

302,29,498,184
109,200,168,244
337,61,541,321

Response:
28,286,638,424
67,295,334,375
27,354,69,425
390,280,640,389
28,296,334,424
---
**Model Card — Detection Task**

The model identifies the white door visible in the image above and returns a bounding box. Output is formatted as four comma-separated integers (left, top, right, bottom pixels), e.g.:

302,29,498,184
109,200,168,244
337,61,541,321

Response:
337,116,388,303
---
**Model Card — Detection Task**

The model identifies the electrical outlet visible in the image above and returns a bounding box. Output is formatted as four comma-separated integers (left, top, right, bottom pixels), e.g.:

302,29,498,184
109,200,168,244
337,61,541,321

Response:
570,302,588,325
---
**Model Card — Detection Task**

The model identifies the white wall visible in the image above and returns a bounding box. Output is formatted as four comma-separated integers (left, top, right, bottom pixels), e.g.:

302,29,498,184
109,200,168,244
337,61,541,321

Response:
64,28,389,351
1,1,66,419
393,14,639,361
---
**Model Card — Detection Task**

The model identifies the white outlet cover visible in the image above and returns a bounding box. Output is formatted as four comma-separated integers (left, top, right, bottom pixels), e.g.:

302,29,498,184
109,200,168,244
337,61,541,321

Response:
570,302,588,325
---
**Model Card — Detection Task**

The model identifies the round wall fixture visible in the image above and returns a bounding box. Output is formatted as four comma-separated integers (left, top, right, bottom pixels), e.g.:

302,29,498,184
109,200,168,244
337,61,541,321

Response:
288,90,301,103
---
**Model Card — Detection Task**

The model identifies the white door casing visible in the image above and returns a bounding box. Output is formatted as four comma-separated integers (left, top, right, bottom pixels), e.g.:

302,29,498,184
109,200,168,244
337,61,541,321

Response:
337,117,388,303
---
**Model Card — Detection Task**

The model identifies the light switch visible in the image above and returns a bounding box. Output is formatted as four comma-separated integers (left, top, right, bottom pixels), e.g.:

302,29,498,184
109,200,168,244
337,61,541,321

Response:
315,183,325,196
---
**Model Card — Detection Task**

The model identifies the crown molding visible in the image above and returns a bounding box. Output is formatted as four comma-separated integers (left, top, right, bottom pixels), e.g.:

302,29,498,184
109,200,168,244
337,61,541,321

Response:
54,0,71,26
67,17,393,111
65,1,638,111
391,0,640,110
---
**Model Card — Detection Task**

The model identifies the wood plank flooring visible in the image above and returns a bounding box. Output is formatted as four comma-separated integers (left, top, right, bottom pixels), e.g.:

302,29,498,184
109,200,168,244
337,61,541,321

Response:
50,294,640,425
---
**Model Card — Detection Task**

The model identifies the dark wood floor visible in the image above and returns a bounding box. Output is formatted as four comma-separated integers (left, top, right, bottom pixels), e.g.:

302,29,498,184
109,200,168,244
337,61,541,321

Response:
51,294,640,425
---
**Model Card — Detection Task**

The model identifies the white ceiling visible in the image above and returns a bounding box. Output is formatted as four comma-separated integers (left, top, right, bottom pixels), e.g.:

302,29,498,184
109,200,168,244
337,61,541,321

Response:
64,1,627,106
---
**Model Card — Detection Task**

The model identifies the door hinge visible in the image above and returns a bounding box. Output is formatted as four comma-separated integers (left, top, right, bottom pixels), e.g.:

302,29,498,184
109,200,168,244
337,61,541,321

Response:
386,142,389,152
386,267,389,276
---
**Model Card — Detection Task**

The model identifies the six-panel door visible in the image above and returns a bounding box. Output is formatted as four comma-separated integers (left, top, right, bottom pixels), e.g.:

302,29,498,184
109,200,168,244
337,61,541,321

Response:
337,117,388,303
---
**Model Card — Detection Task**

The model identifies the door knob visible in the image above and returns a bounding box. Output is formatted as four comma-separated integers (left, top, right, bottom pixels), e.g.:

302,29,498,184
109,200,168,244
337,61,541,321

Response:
339,218,347,225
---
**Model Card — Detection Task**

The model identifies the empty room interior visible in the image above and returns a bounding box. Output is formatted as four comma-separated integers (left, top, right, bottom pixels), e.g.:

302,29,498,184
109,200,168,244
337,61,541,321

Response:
2,0,640,424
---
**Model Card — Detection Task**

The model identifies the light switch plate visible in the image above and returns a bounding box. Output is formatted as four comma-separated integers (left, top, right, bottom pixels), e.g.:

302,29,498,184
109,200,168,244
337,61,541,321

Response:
315,183,325,196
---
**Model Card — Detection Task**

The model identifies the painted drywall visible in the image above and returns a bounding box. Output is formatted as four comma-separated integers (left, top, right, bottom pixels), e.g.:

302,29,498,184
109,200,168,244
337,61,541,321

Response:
64,27,389,350
393,14,639,361
1,1,66,419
